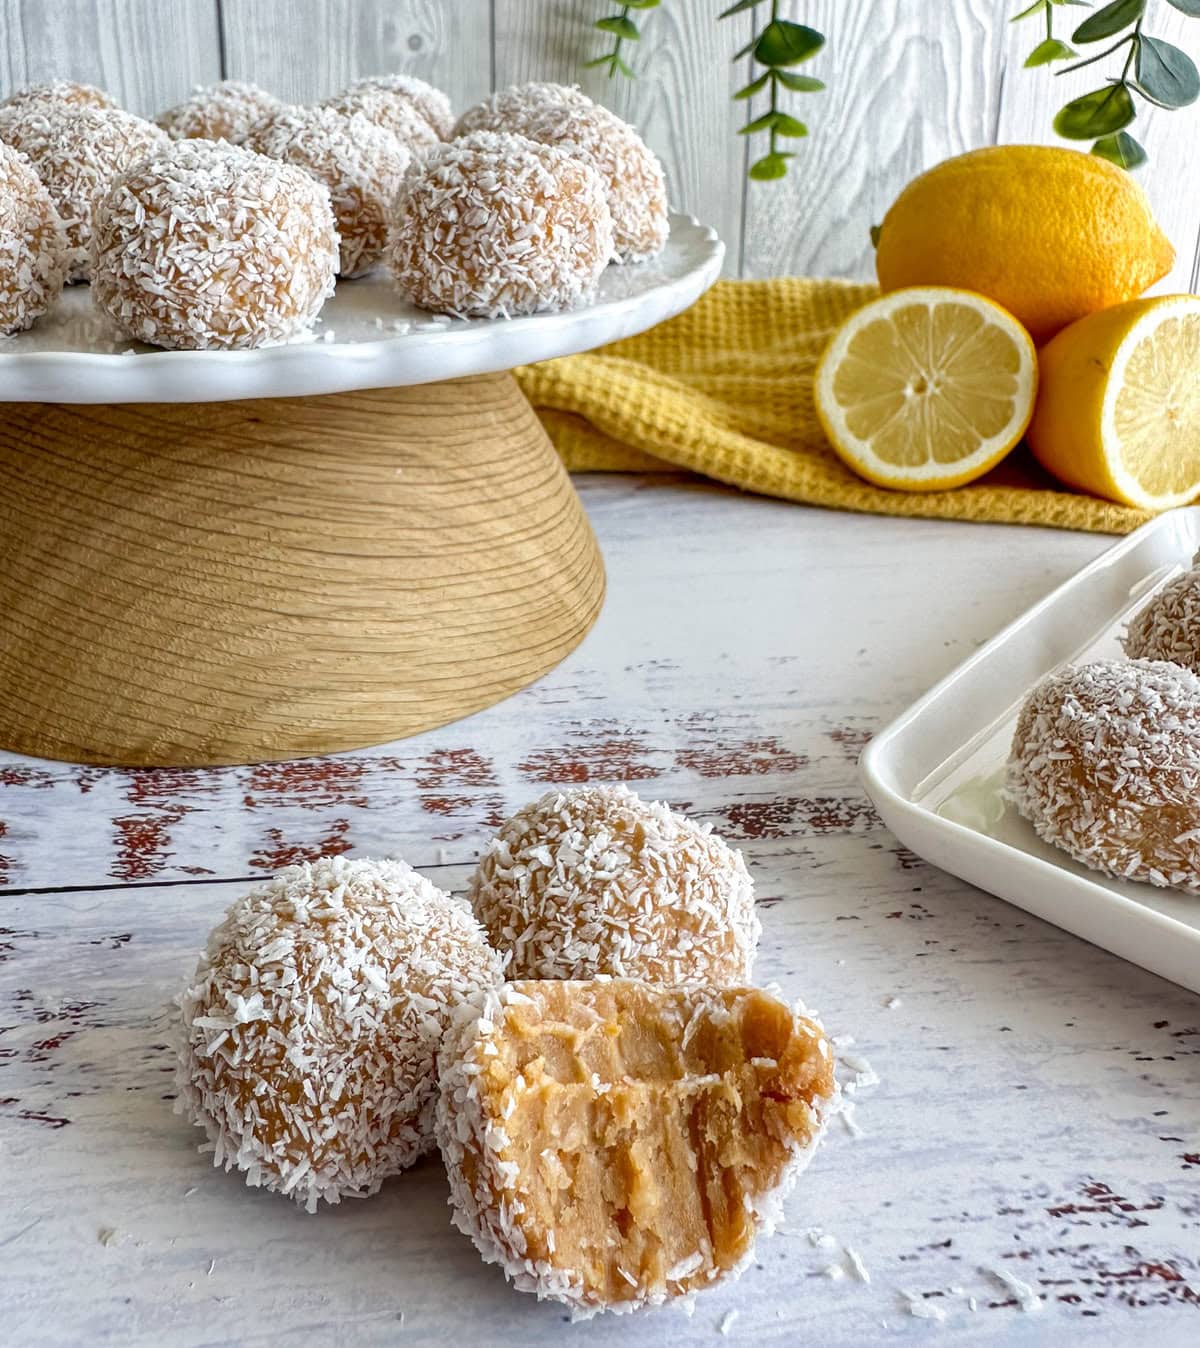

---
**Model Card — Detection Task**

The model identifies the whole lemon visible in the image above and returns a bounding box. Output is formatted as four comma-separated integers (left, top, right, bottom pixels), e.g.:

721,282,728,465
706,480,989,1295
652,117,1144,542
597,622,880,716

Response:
874,145,1174,344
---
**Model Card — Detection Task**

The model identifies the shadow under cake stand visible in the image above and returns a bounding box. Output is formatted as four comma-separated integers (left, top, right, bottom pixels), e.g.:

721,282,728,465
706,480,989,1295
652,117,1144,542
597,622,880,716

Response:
0,215,723,767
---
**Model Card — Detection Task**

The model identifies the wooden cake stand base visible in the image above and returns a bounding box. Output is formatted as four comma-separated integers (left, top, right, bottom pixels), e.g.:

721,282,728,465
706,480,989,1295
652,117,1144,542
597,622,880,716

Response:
0,373,605,767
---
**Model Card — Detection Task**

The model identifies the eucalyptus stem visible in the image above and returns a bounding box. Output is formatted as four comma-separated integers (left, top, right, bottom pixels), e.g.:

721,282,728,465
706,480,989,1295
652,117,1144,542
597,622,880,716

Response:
608,4,630,79
1018,0,1200,169
724,0,825,182
766,0,780,167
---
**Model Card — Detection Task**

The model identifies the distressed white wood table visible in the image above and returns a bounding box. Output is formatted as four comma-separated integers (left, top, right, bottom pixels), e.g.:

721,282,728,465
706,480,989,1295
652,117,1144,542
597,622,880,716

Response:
2,476,1198,1346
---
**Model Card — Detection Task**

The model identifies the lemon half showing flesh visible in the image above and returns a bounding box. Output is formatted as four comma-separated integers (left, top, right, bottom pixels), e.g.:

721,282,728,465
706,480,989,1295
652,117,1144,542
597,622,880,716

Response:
1027,294,1200,512
815,287,1038,492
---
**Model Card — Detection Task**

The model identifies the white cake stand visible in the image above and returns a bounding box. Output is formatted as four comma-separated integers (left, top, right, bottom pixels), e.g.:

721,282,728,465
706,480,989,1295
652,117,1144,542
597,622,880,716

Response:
0,214,723,767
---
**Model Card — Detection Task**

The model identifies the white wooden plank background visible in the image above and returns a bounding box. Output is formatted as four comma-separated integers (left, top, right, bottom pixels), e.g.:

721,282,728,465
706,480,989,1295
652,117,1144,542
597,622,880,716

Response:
1,0,1195,284
3,480,1200,1345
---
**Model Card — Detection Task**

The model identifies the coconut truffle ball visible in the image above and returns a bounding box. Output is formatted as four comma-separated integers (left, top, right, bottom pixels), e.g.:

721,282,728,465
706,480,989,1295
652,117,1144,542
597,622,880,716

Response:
456,83,668,262
453,81,592,138
1124,559,1200,674
323,86,439,152
176,856,502,1212
155,79,282,145
246,104,410,277
345,73,454,140
437,980,836,1316
1007,659,1200,892
0,141,68,333
91,139,338,350
0,104,167,280
468,785,761,983
388,131,613,319
0,79,116,113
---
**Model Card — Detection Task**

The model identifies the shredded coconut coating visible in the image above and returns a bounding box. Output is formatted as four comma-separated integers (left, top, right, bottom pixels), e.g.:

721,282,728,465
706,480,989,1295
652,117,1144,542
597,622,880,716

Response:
455,83,667,262
453,81,593,138
1124,559,1200,674
347,73,454,140
91,139,338,350
0,104,167,280
323,87,440,152
512,102,667,263
0,79,116,113
176,855,503,1212
468,785,760,982
155,79,282,145
0,141,68,334
1007,659,1200,892
246,104,410,277
388,130,613,319
435,980,837,1317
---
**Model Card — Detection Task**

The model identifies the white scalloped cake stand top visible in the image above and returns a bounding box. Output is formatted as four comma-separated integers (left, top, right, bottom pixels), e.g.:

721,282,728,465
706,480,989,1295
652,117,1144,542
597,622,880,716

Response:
0,213,723,404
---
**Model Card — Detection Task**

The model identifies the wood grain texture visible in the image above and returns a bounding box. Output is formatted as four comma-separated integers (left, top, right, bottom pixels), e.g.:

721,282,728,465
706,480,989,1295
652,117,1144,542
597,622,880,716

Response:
1,484,1199,1344
0,483,1105,892
741,0,1004,280
997,2,1200,297
218,0,492,123
0,376,604,767
491,0,751,277
0,0,222,117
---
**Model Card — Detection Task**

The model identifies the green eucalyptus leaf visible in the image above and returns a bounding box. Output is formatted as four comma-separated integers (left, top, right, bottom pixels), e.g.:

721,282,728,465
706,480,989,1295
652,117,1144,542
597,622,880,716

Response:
719,0,767,16
749,152,789,181
1135,35,1200,109
625,0,661,9
869,224,882,249
1164,0,1200,15
614,55,634,78
754,20,825,67
733,35,757,62
734,71,772,100
1011,0,1047,19
773,112,808,137
1054,82,1136,137
1073,0,1145,44
582,55,616,69
774,70,825,91
1025,37,1077,66
595,15,639,40
1091,129,1148,168
738,110,780,134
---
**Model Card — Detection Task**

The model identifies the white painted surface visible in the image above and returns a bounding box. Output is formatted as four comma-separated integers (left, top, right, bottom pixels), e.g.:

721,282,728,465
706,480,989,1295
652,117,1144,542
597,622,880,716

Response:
2,479,1199,1344
0,0,1195,285
0,214,722,402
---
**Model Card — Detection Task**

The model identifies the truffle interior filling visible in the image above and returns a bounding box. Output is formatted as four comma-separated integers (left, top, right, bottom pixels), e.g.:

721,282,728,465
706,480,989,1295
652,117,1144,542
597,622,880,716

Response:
465,981,833,1304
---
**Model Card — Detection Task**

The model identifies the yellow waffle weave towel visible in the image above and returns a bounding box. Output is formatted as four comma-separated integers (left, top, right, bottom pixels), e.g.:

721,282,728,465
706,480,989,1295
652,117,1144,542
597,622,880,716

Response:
514,276,1151,535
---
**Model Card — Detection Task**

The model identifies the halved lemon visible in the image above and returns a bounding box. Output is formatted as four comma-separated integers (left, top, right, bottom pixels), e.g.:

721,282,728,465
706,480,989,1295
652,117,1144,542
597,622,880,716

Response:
814,287,1038,491
1026,294,1200,512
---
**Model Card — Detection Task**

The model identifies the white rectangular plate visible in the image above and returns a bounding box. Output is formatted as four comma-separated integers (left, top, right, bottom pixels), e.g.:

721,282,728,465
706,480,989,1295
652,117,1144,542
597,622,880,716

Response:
860,507,1200,995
